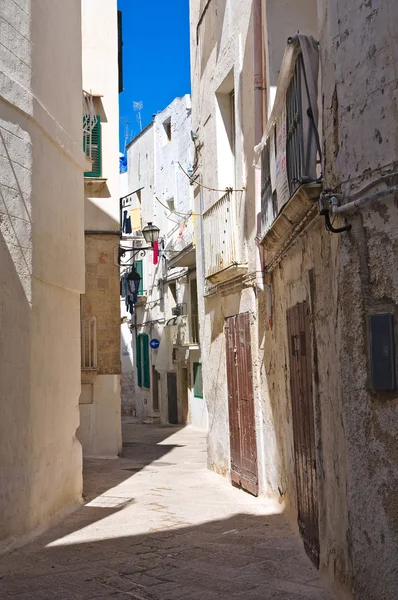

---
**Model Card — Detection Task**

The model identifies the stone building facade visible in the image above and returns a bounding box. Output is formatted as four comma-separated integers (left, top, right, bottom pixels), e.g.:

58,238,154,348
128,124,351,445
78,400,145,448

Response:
78,0,122,458
190,0,398,598
121,95,207,429
0,0,86,547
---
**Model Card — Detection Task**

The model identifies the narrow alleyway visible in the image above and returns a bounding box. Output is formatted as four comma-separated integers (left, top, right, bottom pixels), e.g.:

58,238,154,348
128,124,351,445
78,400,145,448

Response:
0,422,333,599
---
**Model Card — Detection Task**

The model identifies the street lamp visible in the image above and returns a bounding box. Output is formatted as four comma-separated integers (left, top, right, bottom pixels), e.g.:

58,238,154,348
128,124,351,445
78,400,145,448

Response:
142,222,160,245
118,221,161,265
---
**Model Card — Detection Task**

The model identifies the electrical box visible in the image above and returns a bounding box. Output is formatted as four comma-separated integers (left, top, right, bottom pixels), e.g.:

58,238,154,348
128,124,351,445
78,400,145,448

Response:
369,313,396,390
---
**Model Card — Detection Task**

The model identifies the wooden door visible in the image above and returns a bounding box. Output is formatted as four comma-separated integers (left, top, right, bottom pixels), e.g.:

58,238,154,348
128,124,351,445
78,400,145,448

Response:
225,313,258,496
181,367,189,424
287,301,320,567
167,372,178,424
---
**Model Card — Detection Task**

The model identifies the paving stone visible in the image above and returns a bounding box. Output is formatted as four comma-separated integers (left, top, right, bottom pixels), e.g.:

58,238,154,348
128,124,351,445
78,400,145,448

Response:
0,423,334,600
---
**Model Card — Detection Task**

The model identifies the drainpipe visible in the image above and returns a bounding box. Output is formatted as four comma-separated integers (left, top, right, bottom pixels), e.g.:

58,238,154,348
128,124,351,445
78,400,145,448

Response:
254,0,265,291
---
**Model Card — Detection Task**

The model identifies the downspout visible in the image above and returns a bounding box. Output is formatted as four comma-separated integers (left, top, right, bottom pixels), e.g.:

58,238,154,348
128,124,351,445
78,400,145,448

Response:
254,0,265,291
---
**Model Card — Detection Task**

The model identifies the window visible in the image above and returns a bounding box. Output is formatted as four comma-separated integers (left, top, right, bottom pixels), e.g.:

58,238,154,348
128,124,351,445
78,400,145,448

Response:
190,278,199,344
83,115,101,178
134,260,144,296
193,362,203,398
163,118,172,142
136,333,150,388
215,71,236,190
169,282,177,304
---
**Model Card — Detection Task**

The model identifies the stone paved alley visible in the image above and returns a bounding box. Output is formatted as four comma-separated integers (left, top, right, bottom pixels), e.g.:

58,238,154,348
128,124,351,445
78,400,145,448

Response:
0,423,334,599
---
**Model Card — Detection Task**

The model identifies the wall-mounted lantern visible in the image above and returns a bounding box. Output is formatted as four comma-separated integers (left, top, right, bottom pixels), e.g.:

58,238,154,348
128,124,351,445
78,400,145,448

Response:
142,222,160,245
119,221,160,265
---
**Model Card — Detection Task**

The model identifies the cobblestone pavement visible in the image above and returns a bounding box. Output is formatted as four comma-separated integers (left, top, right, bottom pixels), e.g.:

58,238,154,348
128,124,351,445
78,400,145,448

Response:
0,422,335,599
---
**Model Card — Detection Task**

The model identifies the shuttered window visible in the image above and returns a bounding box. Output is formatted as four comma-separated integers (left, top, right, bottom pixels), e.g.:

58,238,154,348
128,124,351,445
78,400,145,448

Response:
136,333,150,389
134,260,144,296
193,362,203,398
84,115,101,178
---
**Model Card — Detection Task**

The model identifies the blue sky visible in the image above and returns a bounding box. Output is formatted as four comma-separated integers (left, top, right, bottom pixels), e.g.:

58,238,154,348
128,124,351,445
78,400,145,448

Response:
118,0,191,153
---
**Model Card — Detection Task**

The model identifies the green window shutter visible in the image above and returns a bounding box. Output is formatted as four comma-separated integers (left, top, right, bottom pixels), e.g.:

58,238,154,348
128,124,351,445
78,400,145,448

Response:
84,115,101,178
193,363,203,398
142,334,150,388
136,334,142,387
134,260,144,296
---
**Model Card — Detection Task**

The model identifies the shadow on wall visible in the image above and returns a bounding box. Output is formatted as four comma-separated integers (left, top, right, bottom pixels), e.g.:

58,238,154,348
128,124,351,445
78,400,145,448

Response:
197,0,228,77
0,123,34,542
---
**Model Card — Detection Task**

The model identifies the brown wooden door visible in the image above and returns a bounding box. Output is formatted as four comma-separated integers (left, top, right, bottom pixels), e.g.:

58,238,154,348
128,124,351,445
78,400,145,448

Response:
287,301,320,567
225,313,258,496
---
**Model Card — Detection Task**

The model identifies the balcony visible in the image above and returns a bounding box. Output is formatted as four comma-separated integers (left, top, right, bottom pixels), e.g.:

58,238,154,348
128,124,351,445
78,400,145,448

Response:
259,35,322,270
175,314,200,348
164,215,196,268
203,191,247,284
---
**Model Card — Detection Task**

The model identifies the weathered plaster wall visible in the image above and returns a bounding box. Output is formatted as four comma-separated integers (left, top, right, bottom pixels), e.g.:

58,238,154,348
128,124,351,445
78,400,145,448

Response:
190,0,265,484
259,221,353,593
264,0,318,89
261,0,398,597
318,0,398,597
0,0,86,545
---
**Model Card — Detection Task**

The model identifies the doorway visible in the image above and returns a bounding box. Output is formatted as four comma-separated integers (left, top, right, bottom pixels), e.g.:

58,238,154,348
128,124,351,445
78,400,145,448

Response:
152,366,159,412
167,372,178,425
286,301,320,567
181,367,189,424
225,312,258,496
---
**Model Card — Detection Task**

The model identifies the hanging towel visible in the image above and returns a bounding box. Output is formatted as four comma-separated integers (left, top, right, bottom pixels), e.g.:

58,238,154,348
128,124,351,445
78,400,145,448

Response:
153,241,159,265
122,210,132,234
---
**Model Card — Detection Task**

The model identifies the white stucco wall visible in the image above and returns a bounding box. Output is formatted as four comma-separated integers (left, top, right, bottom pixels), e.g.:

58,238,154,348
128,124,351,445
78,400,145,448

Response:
190,0,262,478
0,0,86,546
82,0,120,230
122,96,202,424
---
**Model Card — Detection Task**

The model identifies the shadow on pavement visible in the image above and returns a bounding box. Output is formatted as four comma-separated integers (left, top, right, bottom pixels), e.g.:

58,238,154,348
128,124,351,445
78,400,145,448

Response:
83,422,184,501
0,512,328,600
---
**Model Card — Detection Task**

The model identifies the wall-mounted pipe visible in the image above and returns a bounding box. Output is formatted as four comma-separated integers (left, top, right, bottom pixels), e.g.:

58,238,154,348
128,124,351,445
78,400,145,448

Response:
330,185,398,215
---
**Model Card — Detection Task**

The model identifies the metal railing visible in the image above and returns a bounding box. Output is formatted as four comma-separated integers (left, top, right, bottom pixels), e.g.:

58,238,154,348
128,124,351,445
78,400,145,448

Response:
261,51,320,236
81,316,98,369
203,191,236,278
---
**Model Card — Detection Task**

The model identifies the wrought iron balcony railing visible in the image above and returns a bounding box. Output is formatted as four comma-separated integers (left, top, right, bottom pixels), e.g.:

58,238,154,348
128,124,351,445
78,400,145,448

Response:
260,36,321,240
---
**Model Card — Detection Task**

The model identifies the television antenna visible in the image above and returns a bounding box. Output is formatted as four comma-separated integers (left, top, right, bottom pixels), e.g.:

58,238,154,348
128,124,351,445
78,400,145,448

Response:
120,117,132,152
133,101,143,132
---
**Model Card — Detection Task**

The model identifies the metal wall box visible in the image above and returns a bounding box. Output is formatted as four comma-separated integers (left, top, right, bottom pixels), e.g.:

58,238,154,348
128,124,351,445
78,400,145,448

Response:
369,313,396,390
